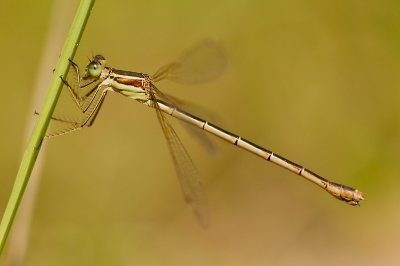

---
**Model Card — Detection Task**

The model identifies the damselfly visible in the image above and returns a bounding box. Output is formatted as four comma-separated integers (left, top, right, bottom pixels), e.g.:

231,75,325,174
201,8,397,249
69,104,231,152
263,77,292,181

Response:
48,39,364,227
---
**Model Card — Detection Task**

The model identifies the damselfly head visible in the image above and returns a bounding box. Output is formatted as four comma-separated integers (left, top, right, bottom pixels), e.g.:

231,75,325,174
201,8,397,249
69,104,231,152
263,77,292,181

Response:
85,60,102,78
82,55,106,78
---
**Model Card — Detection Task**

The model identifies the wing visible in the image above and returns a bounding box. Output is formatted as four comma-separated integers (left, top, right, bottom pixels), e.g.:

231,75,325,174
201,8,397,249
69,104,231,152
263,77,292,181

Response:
153,97,208,227
153,38,227,84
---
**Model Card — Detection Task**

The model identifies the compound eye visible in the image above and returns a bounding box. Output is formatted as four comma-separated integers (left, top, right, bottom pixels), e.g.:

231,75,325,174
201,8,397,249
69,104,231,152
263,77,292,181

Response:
87,61,102,77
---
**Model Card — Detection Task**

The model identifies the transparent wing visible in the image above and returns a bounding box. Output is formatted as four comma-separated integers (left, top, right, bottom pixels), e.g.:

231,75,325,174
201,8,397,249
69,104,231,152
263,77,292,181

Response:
152,85,218,154
153,97,208,227
153,38,227,84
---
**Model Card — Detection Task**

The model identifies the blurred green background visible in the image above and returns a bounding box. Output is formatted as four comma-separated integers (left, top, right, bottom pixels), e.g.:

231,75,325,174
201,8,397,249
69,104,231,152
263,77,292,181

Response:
1,0,399,265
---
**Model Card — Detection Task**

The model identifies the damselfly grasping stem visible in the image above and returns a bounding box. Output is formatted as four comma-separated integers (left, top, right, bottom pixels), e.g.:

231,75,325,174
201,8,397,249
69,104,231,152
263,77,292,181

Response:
47,38,364,227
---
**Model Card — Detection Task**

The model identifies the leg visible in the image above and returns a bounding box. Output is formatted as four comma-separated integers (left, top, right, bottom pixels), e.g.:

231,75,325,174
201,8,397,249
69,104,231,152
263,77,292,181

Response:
62,59,102,113
60,76,102,113
44,87,112,138
80,87,111,127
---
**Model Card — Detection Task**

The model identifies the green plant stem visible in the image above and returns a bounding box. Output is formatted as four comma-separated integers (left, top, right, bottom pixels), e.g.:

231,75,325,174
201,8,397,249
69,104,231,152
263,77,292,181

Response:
0,0,96,256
